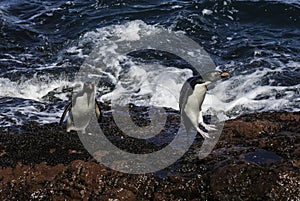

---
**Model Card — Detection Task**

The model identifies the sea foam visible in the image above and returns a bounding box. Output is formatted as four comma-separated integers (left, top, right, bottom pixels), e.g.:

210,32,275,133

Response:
0,20,299,127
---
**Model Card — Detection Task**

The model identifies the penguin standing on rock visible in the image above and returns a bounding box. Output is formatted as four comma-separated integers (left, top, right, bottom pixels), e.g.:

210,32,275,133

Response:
179,71,230,139
60,82,101,134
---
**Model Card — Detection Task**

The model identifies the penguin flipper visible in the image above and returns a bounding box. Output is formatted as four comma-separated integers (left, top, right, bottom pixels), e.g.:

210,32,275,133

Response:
59,102,72,126
95,99,102,121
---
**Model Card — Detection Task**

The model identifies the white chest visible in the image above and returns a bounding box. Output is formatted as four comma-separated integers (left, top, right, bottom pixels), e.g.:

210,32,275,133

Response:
184,82,208,111
72,93,95,115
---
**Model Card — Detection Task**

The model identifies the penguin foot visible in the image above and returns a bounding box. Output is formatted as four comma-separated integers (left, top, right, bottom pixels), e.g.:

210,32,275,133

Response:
198,121,217,131
196,127,211,139
202,123,217,131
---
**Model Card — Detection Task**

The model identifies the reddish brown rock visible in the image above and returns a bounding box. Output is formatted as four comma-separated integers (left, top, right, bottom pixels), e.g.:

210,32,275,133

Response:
210,161,279,200
222,117,281,140
0,110,299,200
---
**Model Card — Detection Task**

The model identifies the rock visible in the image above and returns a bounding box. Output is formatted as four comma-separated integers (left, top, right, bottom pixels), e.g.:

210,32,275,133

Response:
0,109,299,200
210,161,279,201
269,169,300,200
223,119,280,140
101,188,136,201
240,149,285,166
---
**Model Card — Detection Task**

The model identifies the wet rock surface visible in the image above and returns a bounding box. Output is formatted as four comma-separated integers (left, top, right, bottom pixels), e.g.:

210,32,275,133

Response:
0,107,299,200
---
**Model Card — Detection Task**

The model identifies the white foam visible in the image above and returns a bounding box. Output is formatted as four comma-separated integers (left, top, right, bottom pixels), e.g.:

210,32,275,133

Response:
172,5,183,9
0,75,72,101
74,20,193,110
100,62,193,110
202,9,213,16
1,20,299,127
73,20,300,120
115,22,142,41
203,63,300,120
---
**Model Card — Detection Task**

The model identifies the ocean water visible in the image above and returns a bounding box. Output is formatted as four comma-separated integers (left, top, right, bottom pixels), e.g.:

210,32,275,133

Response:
0,0,299,127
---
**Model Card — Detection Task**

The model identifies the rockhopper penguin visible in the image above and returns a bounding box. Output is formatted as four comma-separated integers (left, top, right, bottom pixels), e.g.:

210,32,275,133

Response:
179,71,230,139
59,82,101,134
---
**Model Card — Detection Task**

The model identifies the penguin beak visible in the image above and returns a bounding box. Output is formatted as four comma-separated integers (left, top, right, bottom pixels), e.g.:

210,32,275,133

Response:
221,72,230,78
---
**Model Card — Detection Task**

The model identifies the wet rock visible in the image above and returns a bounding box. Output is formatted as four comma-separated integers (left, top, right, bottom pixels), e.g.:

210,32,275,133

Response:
240,149,285,166
210,161,279,201
0,109,299,200
223,119,281,140
101,188,136,201
269,169,300,200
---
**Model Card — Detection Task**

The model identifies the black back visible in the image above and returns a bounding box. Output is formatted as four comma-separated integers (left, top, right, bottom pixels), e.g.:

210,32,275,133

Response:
179,75,204,111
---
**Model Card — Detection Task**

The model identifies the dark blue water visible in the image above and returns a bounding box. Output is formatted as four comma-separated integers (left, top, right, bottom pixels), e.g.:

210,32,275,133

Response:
0,0,299,127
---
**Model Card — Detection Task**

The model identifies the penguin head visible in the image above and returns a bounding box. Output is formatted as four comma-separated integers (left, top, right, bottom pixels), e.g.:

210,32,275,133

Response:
202,71,230,82
82,82,95,106
83,82,95,94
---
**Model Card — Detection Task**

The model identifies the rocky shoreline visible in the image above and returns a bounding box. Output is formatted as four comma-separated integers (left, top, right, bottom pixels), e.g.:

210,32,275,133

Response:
0,109,299,200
